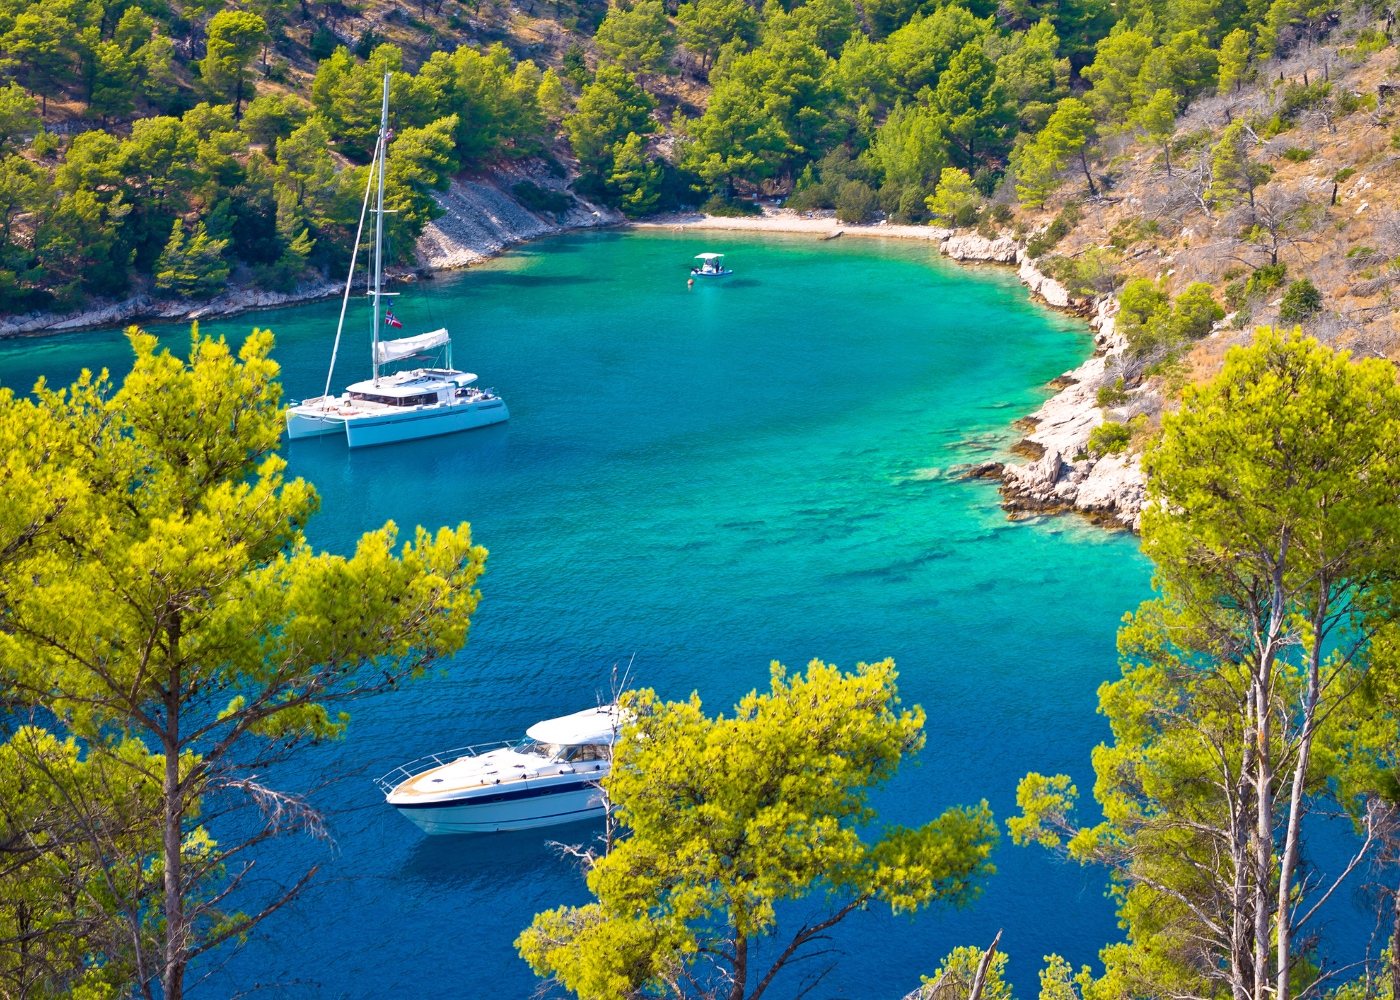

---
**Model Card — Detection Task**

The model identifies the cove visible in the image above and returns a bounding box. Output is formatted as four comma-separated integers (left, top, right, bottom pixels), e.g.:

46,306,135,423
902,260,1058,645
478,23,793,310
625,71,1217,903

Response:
0,230,1151,998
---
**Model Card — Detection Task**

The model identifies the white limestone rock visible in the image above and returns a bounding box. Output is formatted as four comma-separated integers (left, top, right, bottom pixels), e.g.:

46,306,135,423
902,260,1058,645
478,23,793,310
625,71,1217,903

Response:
1018,256,1072,308
940,234,1020,263
1073,451,1146,530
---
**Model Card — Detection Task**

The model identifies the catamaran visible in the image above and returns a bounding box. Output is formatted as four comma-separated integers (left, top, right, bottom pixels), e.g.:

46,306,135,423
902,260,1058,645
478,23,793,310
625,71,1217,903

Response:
690,252,732,277
285,73,509,448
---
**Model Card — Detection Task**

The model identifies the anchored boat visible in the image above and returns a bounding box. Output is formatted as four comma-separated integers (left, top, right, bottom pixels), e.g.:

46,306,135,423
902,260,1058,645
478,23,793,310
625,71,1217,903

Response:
690,252,732,277
375,706,622,835
285,72,508,448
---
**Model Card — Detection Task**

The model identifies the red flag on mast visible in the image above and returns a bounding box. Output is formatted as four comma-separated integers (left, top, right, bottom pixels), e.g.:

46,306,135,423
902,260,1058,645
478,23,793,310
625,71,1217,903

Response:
385,309,403,328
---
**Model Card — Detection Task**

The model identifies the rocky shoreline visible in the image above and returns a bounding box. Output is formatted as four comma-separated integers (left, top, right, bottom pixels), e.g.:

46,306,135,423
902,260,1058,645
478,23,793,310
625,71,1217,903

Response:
936,233,1147,532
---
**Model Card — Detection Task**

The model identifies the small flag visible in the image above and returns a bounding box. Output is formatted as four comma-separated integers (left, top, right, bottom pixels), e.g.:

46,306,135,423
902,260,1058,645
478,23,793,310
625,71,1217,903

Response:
385,310,403,329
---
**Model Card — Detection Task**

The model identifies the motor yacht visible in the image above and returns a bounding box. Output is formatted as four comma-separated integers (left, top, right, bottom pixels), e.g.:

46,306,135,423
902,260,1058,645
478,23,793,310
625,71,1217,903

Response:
376,706,621,835
284,73,508,449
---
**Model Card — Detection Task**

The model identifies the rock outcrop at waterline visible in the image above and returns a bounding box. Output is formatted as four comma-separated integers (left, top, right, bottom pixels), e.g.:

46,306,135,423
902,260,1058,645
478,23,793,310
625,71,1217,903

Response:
0,279,344,338
416,166,622,269
936,237,1148,531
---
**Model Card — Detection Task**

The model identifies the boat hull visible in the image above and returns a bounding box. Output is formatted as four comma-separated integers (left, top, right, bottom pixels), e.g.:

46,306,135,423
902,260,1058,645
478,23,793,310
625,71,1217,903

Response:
392,778,606,834
344,399,509,449
286,405,347,440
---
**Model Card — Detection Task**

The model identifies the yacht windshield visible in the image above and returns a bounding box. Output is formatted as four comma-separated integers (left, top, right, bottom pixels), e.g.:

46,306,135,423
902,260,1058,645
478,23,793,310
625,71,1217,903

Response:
517,739,564,759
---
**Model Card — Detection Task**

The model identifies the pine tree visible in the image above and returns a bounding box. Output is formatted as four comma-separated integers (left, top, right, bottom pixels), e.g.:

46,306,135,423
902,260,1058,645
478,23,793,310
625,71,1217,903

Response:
924,166,979,220
1135,87,1177,176
605,132,663,217
1209,120,1267,207
1217,28,1250,95
154,220,231,298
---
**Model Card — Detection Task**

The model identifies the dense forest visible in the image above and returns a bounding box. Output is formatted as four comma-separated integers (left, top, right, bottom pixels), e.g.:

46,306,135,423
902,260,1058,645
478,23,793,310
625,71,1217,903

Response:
0,0,1392,312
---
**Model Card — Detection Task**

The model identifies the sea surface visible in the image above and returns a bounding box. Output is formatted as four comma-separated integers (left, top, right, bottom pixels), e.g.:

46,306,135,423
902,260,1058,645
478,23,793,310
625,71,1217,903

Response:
1,231,1154,998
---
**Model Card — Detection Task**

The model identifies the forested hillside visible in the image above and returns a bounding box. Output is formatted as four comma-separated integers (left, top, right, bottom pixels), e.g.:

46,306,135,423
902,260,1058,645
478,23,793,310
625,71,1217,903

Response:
0,0,1395,320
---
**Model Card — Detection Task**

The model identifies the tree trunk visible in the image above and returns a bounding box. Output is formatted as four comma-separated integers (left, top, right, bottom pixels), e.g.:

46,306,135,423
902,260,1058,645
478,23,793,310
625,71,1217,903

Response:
1253,674,1273,1000
1392,889,1400,1000
1276,652,1321,1000
1164,143,1172,177
1080,149,1097,196
162,623,185,1000
729,933,747,1000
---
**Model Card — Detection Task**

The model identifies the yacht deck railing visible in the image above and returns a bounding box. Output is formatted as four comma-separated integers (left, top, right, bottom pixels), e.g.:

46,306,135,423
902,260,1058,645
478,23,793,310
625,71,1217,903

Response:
372,741,514,795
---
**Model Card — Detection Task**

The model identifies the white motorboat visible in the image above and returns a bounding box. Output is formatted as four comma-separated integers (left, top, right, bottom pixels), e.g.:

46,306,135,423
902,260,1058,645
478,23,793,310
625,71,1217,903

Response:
690,252,732,277
285,72,508,449
376,706,622,835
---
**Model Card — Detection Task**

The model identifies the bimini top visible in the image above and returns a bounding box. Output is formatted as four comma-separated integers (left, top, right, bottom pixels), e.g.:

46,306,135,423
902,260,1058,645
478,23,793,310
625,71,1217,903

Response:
694,252,725,260
526,705,625,746
376,328,450,364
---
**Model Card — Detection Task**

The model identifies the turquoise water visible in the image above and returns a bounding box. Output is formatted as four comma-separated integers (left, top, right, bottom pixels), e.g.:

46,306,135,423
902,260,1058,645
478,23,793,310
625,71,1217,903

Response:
0,231,1151,998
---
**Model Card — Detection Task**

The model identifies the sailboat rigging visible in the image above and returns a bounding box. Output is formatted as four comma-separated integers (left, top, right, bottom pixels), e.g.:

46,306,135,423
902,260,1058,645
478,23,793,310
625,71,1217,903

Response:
285,72,510,448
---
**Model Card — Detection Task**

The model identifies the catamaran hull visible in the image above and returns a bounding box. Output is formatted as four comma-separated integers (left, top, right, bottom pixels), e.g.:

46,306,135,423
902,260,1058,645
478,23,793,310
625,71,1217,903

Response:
344,399,509,448
393,781,607,834
285,407,347,440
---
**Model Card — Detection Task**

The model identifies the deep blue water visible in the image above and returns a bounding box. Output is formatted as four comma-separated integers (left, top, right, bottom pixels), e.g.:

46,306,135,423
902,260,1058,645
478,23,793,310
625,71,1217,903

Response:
1,231,1155,998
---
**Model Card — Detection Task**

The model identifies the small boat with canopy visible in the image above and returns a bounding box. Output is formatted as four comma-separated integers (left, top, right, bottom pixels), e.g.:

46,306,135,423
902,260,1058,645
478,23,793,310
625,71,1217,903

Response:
690,252,732,277
285,72,509,448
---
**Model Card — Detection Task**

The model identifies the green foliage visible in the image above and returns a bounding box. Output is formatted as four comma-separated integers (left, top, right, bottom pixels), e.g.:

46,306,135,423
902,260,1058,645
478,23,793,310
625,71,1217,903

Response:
199,10,266,117
836,178,879,222
1281,145,1313,161
153,219,230,297
566,65,657,174
866,99,946,198
1096,376,1129,408
513,180,576,216
887,7,994,97
383,115,460,254
925,166,979,220
0,330,487,998
1135,87,1177,171
921,945,1014,1000
242,93,310,155
309,25,339,61
994,19,1071,132
1278,276,1321,320
677,0,760,69
1034,247,1120,295
1088,419,1131,455
933,41,1013,169
605,131,664,217
1015,97,1096,208
596,0,677,74
1209,120,1269,207
1216,27,1250,94
516,659,999,1000
0,82,40,154
1023,201,1081,258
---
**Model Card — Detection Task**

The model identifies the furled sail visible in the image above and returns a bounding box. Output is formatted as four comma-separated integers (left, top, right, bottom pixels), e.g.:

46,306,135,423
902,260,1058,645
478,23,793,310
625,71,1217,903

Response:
375,328,450,364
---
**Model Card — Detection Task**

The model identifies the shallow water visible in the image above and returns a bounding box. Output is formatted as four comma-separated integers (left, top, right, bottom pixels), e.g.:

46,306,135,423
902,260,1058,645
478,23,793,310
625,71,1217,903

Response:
1,231,1154,998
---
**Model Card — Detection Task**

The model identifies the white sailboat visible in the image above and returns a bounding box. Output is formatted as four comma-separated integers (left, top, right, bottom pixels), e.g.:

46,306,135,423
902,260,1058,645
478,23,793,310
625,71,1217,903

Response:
285,73,509,448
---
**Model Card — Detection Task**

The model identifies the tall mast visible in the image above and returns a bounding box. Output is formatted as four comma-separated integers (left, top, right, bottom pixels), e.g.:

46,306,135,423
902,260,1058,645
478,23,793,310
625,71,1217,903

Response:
372,71,390,384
